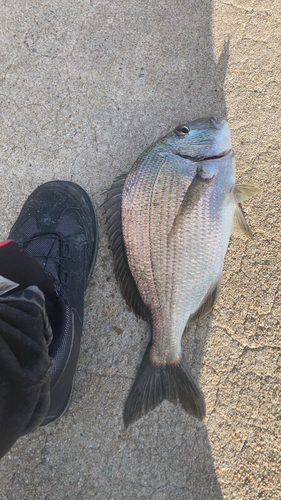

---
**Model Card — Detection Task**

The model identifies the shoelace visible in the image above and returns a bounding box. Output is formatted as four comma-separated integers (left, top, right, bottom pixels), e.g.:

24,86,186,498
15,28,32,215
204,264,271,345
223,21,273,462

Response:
23,233,70,289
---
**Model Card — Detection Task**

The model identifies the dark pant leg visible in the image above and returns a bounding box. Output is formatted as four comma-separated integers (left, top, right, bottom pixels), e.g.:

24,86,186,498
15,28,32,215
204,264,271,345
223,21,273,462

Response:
0,287,52,459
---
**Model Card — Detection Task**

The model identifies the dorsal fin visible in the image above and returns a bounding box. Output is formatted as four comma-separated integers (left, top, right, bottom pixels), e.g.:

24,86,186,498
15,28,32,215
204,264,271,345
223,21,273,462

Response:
104,175,150,321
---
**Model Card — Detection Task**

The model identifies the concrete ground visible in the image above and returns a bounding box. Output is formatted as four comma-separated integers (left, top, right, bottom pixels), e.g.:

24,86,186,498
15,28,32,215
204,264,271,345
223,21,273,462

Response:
0,1,280,498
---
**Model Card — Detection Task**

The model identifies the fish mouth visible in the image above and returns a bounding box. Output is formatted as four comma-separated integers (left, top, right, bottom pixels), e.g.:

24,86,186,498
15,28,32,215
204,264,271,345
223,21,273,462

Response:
176,149,232,162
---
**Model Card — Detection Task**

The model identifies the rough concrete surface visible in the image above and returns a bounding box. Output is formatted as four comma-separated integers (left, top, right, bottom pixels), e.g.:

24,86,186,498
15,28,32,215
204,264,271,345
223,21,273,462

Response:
0,1,280,499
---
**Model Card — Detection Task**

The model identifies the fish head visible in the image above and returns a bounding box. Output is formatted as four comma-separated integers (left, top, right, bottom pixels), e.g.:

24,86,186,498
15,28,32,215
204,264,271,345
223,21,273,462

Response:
165,116,232,162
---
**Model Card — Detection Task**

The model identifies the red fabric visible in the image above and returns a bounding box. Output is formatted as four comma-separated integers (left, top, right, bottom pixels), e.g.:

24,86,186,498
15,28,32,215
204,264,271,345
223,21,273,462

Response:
0,240,13,248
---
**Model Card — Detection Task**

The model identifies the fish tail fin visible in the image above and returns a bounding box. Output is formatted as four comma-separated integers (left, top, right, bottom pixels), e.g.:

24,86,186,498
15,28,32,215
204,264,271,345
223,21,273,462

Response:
123,343,206,427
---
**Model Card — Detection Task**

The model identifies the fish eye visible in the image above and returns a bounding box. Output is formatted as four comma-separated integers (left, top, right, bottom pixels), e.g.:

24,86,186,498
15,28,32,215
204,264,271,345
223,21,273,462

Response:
176,125,190,136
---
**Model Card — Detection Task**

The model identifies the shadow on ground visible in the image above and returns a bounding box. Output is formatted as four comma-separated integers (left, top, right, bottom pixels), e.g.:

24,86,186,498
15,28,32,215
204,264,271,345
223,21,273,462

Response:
0,1,232,498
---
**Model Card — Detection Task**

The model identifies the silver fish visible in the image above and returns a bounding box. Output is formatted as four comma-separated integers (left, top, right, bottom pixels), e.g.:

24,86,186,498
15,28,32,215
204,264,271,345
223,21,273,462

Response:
105,116,260,427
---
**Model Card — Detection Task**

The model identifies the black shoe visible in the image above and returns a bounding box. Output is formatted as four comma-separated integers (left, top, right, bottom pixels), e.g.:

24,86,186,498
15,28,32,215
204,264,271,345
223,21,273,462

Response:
8,181,98,425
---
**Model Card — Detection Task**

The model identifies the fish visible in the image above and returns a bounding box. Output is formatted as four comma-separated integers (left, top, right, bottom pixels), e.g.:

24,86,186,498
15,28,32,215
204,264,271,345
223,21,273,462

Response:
104,116,261,427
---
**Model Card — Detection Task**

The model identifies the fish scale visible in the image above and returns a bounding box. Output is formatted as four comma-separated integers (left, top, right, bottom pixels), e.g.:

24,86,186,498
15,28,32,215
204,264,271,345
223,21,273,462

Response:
105,116,261,427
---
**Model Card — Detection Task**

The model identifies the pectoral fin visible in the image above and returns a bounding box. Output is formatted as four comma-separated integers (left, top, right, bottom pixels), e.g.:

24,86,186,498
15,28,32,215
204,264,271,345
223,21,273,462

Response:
169,173,212,242
233,184,261,204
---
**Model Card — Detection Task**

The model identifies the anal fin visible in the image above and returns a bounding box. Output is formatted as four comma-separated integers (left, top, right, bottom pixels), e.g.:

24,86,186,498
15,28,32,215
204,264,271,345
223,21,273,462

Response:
188,278,221,325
